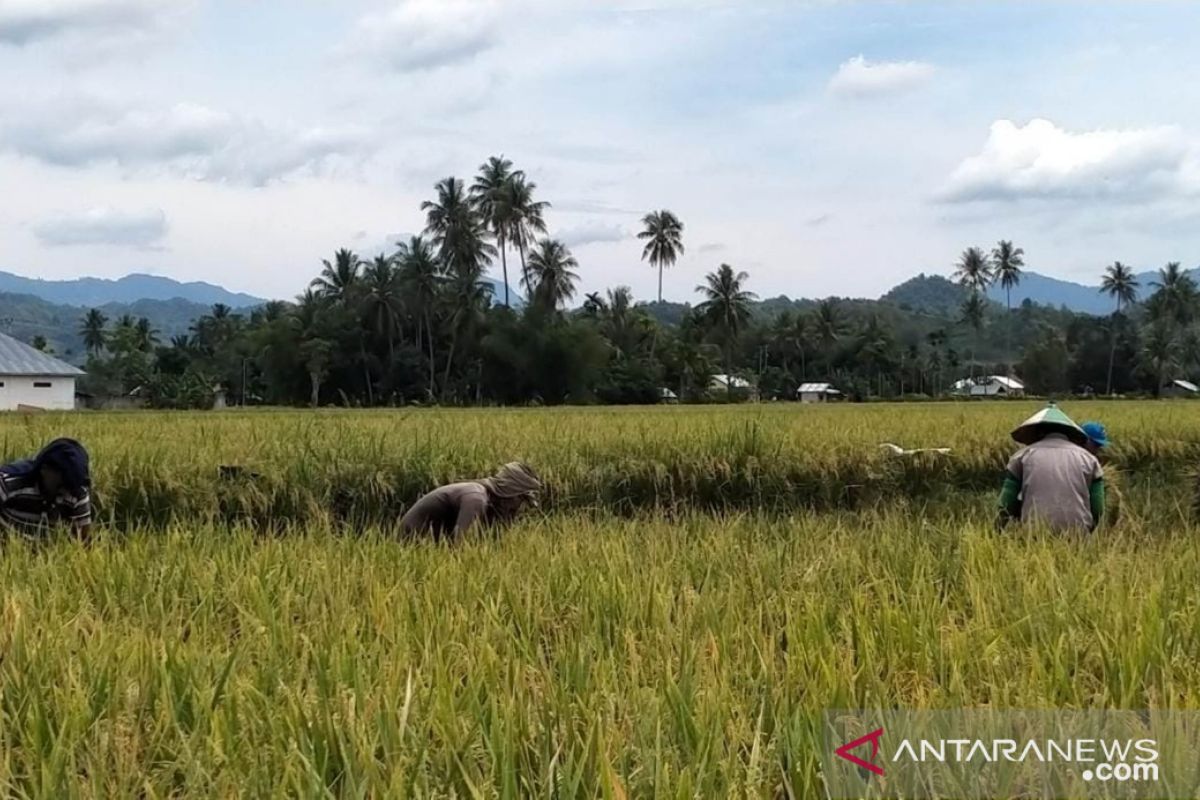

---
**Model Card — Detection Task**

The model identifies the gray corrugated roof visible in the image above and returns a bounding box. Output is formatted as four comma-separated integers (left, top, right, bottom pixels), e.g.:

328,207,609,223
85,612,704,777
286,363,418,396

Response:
0,333,85,376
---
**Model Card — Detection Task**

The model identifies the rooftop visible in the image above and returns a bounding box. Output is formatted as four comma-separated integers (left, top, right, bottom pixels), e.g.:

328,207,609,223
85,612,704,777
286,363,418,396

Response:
0,333,85,377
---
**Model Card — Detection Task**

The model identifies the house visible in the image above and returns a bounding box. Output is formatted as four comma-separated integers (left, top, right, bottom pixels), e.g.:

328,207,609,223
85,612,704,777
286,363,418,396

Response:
709,374,757,400
797,382,842,404
658,387,679,404
951,375,1025,398
0,333,85,411
1162,379,1199,398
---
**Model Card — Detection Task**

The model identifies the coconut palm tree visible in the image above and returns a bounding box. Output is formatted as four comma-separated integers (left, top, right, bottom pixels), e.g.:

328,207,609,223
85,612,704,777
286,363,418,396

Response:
471,156,519,307
991,241,1024,308
396,236,443,399
582,292,607,317
363,254,404,388
695,264,757,392
79,308,108,356
441,270,491,399
311,248,362,303
134,317,159,353
524,239,580,311
953,247,994,294
1101,261,1140,395
1141,321,1181,397
505,175,550,295
1149,262,1198,328
639,210,685,304
992,240,1024,374
422,177,496,281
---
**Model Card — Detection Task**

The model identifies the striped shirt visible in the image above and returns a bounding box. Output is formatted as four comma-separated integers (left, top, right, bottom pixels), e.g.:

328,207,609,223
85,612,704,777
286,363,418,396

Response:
0,469,91,536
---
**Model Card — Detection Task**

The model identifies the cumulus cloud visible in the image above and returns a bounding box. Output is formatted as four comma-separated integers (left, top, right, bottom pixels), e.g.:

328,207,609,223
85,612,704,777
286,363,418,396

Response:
0,97,373,185
940,118,1195,202
0,0,180,45
33,206,167,248
349,0,499,72
555,222,627,247
828,55,935,97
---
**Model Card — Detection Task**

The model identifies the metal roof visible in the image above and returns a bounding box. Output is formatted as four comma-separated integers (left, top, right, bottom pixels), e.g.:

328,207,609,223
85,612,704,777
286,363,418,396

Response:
711,374,754,389
0,333,85,377
1173,379,1199,392
953,375,1025,390
798,382,839,393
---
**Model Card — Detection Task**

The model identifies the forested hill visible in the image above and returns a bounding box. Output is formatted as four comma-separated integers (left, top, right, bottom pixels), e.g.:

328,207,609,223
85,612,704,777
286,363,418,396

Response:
0,292,210,360
3,272,1085,366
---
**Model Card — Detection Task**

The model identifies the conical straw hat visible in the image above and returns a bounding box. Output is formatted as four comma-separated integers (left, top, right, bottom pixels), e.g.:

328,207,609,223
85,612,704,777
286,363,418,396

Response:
1011,403,1087,446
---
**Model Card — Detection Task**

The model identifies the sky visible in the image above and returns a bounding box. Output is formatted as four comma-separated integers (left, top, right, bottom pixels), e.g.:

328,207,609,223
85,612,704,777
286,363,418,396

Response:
3,0,1200,303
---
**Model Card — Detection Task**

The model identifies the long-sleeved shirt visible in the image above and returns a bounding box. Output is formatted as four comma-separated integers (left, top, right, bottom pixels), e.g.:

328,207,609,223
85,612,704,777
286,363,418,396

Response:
0,468,91,537
400,482,492,538
998,433,1104,532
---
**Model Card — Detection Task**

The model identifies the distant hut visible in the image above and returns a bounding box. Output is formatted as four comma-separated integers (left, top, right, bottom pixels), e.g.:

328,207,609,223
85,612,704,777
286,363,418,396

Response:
951,375,1025,398
797,382,842,404
1162,379,1199,398
709,374,758,401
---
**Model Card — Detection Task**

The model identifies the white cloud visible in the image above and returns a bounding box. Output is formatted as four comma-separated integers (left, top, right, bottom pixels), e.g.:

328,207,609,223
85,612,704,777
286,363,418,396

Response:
940,118,1195,202
555,222,627,247
349,0,499,72
33,206,167,248
0,0,180,45
0,97,374,185
828,55,935,97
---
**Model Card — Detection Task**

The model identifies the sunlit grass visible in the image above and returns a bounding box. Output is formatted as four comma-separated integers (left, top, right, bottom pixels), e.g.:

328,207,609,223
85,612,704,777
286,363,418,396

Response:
0,509,1197,797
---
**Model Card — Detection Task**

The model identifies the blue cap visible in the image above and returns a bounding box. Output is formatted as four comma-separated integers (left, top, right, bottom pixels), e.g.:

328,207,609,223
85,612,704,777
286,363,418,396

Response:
1081,422,1110,448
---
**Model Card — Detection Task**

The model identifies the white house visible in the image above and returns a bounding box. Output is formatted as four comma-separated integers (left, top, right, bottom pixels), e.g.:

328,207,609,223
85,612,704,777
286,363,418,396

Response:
1163,379,1199,398
0,333,85,411
951,375,1025,398
797,382,842,404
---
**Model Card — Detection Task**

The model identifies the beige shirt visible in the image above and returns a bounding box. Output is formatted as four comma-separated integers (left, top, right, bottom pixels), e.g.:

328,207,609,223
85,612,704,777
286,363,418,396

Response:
1007,434,1103,531
400,482,490,538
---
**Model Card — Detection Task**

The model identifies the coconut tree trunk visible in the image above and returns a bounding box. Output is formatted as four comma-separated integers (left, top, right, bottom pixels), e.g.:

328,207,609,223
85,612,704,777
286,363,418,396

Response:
309,372,320,408
1105,300,1120,396
443,326,459,402
500,236,510,308
360,340,374,406
425,312,436,401
658,264,663,305
1006,287,1012,377
518,241,531,300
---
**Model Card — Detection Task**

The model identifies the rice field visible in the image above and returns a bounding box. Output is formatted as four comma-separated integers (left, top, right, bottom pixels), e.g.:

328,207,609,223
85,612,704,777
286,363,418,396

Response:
0,402,1197,797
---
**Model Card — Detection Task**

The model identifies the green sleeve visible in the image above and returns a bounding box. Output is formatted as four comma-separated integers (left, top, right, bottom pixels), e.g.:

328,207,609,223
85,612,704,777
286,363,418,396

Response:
998,474,1021,516
1089,479,1105,528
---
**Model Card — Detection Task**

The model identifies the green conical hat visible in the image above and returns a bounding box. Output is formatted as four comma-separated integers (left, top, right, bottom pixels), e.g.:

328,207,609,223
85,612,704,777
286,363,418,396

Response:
1011,403,1087,446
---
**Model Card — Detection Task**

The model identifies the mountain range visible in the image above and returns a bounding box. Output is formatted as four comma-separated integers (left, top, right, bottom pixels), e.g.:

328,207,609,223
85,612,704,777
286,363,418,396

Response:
984,266,1200,315
0,271,264,309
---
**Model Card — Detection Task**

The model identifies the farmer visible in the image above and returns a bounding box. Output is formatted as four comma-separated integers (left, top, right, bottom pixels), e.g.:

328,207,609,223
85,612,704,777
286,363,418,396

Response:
0,438,92,538
1080,421,1110,457
997,405,1105,533
400,462,542,539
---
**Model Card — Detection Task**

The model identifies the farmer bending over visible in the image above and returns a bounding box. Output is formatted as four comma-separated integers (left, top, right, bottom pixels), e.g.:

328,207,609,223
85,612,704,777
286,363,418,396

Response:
401,462,542,539
0,438,92,539
997,405,1104,533
1081,421,1110,458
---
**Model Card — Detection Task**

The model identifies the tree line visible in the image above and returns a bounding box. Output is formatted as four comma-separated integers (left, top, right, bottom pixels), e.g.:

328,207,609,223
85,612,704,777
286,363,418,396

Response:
70,156,1200,408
